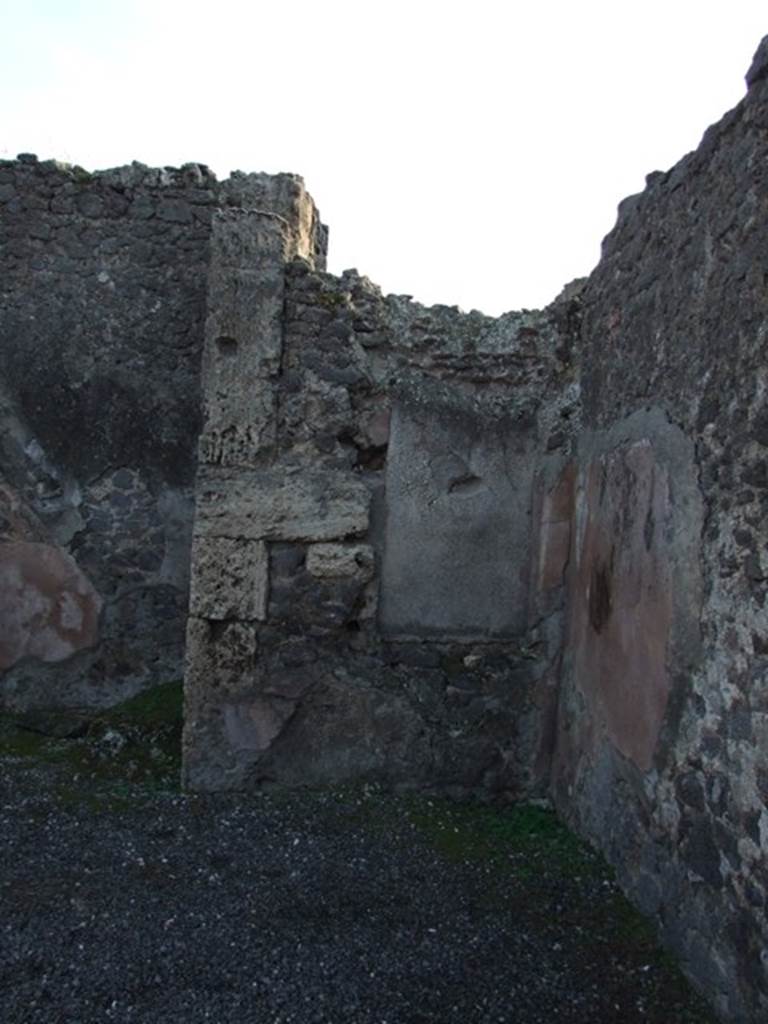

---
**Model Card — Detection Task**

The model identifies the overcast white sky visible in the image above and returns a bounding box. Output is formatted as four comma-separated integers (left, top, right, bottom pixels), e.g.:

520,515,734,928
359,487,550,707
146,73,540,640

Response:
2,2,765,314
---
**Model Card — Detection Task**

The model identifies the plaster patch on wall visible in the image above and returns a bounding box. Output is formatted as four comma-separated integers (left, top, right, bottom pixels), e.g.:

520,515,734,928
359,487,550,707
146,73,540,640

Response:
567,441,673,769
379,401,535,639
0,541,102,670
560,409,704,780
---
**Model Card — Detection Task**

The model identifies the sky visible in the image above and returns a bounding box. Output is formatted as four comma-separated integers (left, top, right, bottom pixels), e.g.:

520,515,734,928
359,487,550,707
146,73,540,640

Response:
1,1,766,315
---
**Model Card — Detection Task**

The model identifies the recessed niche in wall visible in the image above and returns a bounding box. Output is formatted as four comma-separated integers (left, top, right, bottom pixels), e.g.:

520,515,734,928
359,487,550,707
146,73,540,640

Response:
379,399,535,639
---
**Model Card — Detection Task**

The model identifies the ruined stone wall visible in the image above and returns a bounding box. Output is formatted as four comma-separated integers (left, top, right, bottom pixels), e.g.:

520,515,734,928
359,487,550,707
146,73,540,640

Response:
552,38,768,1022
0,156,324,711
182,215,582,794
5,35,768,1020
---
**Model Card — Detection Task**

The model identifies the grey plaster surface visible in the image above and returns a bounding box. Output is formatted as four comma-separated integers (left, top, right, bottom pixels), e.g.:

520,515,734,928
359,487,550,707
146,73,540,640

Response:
380,401,535,639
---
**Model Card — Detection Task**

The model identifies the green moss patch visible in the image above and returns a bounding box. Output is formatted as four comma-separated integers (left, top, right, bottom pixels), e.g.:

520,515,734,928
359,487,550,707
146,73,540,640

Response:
402,797,599,878
0,680,183,802
384,793,715,1023
108,679,183,732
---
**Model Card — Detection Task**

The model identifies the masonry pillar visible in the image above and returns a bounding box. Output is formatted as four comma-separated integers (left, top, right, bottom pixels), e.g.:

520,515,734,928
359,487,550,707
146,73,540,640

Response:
182,185,324,790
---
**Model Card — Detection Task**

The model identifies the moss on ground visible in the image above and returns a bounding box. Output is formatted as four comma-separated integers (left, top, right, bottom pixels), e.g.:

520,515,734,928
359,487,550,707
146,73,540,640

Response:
402,797,599,878
385,792,716,1024
314,786,714,1022
0,680,183,805
109,679,183,728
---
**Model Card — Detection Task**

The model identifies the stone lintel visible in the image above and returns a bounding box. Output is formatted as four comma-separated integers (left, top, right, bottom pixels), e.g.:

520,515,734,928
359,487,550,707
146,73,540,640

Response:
194,466,370,542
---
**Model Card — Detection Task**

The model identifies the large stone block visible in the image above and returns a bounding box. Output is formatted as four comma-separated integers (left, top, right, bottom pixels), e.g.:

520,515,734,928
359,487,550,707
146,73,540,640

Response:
193,466,370,541
204,266,285,377
198,414,276,468
207,208,289,271
200,213,287,456
306,543,375,581
217,173,327,267
188,536,268,621
184,616,258,701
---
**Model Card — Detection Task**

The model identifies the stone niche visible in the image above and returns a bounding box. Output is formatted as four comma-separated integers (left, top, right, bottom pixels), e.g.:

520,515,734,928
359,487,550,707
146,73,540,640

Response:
380,400,535,639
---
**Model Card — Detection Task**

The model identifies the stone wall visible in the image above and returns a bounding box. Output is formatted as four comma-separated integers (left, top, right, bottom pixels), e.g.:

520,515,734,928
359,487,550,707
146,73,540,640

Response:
182,208,582,794
3,34,768,1022
551,37,768,1023
0,156,324,710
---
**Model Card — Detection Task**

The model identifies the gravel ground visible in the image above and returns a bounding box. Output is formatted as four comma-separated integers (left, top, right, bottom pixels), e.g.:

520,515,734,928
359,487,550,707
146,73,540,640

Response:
0,717,716,1024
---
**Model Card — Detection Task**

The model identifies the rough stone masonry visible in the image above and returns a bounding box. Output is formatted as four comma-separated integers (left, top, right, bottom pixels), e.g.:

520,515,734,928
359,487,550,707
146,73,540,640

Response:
2,33,768,1024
